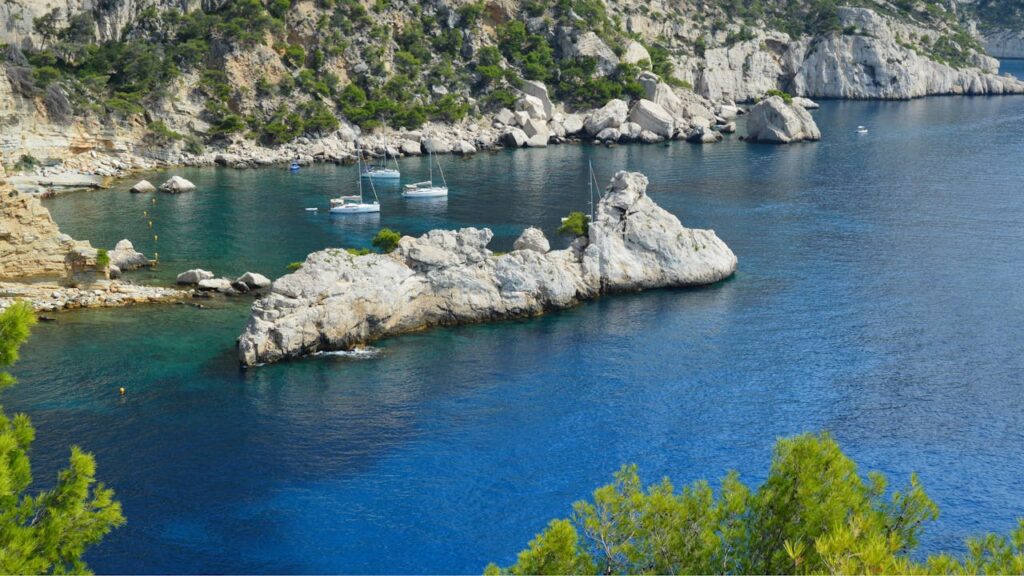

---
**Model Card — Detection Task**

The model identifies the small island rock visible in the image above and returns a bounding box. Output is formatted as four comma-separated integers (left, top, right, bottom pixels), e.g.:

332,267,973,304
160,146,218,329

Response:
745,96,822,143
159,176,197,193
130,180,156,193
176,268,214,284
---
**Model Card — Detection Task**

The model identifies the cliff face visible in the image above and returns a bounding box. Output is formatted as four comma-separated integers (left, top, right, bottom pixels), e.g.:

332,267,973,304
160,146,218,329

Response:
0,185,86,280
982,30,1024,59
0,0,1019,173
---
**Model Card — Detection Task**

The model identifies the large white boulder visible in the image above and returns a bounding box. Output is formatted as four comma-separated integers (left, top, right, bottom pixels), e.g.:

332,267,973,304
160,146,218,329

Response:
513,227,550,253
523,119,549,147
563,114,585,135
629,99,675,139
130,180,156,193
176,268,214,285
236,272,272,289
237,171,736,365
520,80,553,119
159,176,196,194
621,40,651,65
515,94,547,120
567,31,620,76
400,140,422,155
584,99,628,136
502,128,528,148
745,96,822,143
109,239,149,270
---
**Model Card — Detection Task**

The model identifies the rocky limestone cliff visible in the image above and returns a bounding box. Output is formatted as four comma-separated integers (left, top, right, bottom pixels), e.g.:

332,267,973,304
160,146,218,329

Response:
237,171,737,365
982,30,1024,59
0,185,86,280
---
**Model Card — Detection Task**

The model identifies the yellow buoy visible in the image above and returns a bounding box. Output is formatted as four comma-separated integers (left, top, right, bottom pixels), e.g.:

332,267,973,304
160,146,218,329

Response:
148,220,153,228
119,387,126,396
143,210,148,217
154,234,158,241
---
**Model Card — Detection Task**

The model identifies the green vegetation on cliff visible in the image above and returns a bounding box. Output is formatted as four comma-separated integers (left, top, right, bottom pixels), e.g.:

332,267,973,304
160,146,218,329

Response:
487,432,1024,575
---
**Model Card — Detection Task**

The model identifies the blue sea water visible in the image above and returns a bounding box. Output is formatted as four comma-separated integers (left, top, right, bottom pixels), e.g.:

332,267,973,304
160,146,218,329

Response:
8,66,1024,572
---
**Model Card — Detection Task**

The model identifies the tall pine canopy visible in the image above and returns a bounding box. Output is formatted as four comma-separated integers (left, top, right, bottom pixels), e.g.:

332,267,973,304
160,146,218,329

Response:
488,432,1024,575
0,302,124,574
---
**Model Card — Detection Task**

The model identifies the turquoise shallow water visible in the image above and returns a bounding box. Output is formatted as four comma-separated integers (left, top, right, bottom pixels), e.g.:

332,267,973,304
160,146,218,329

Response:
8,64,1024,573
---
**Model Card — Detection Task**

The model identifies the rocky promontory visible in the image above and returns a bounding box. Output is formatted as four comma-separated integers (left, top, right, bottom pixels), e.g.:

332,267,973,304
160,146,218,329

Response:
237,171,737,365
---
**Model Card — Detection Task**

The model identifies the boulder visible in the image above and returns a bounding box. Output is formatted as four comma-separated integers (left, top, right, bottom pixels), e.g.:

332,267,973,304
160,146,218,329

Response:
628,99,675,139
569,31,620,76
621,40,651,65
515,94,547,120
718,104,741,120
686,126,724,144
584,99,628,136
595,127,622,142
129,180,156,193
563,114,585,135
109,239,149,270
494,108,515,125
513,227,550,253
520,80,553,119
745,96,822,143
718,122,737,134
236,272,272,289
237,171,737,365
456,140,477,155
400,140,422,155
792,96,820,110
549,120,567,139
619,122,642,142
513,110,531,127
502,128,528,148
522,118,550,147
159,176,196,194
197,278,234,293
639,130,663,144
421,137,452,154
176,268,215,284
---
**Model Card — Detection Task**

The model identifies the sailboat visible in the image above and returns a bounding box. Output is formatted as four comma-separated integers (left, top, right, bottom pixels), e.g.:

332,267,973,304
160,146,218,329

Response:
361,142,400,179
402,151,448,198
330,153,381,214
856,125,869,134
562,161,601,225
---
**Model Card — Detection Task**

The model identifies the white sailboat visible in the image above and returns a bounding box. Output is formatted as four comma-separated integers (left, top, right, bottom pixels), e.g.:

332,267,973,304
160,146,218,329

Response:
402,151,448,198
361,142,401,179
331,154,381,214
563,161,601,225
856,125,869,134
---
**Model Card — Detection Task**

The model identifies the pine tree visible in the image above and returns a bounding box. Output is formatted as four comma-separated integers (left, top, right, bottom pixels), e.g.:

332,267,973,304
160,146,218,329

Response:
0,302,124,574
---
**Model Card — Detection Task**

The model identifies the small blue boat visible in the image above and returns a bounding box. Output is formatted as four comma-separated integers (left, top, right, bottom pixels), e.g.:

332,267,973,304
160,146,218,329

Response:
289,161,301,171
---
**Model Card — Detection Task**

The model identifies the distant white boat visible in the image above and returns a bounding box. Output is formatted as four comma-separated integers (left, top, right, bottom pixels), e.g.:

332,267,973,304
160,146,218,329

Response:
331,153,380,215
361,141,401,179
402,151,448,198
856,125,869,134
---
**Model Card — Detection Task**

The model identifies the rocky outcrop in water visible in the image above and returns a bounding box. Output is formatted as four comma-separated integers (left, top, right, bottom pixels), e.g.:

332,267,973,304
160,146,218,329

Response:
745,96,822,143
237,171,737,365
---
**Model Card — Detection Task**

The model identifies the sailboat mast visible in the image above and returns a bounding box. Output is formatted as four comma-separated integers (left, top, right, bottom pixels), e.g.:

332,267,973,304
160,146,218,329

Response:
437,155,447,188
429,151,434,184
588,160,595,222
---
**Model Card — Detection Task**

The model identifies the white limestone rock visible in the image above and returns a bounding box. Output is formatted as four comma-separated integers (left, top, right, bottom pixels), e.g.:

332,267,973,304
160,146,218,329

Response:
621,41,651,65
176,268,214,284
584,99,628,136
515,94,547,120
159,176,196,194
562,114,585,135
791,97,820,109
595,127,622,142
629,99,675,139
238,171,737,365
129,180,156,193
400,140,422,155
520,80,553,119
109,239,149,270
494,108,515,126
502,128,528,148
745,96,822,143
513,227,550,253
236,272,272,289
